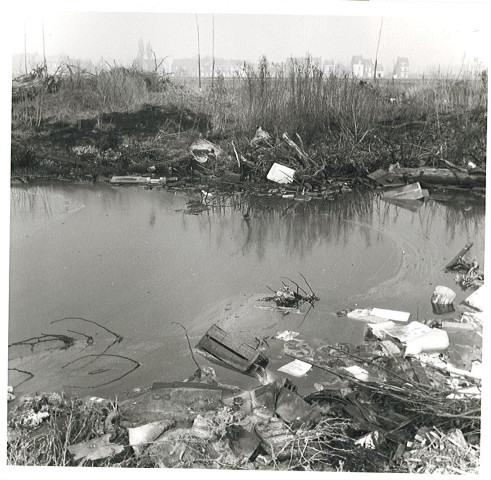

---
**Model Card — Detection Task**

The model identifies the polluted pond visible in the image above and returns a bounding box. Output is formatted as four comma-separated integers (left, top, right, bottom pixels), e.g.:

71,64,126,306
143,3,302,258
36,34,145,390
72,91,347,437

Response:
7,179,484,472
7,271,483,472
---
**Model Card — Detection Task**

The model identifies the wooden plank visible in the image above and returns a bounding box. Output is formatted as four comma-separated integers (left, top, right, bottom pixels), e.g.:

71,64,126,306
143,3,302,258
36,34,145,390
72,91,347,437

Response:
196,324,262,372
388,167,486,187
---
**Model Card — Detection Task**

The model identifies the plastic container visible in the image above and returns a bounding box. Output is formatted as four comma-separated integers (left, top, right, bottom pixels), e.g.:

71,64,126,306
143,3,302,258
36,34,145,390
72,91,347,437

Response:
405,328,450,355
267,163,295,184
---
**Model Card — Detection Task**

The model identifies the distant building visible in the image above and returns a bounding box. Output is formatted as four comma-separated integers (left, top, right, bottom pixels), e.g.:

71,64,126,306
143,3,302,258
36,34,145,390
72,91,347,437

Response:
351,56,374,78
351,55,364,77
375,63,385,78
394,57,409,79
323,59,335,74
171,57,243,77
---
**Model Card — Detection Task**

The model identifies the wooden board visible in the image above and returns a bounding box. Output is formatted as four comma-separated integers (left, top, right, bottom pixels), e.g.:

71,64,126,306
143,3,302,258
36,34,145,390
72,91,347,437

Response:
196,324,264,372
388,167,486,187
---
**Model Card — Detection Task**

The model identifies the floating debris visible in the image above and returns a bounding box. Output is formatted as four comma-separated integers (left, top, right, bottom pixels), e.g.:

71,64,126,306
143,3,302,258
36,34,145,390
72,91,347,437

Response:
382,182,427,200
347,308,410,323
431,286,456,314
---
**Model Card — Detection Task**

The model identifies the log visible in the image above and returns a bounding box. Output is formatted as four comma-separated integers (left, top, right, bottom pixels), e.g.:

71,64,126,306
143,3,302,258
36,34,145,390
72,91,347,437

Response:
389,167,486,187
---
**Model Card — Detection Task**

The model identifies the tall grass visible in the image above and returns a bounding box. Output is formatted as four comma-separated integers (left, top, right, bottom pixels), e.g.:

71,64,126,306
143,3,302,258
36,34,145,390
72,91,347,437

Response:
12,58,487,164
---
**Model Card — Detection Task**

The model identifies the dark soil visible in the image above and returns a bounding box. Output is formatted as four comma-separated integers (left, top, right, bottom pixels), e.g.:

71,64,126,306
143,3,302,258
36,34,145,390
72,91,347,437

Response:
10,102,487,190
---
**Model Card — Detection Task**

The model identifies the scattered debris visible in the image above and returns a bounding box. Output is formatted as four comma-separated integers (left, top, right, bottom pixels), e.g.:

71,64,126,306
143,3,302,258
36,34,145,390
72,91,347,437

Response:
444,242,475,272
454,262,484,290
128,420,175,455
263,275,320,314
431,286,456,314
274,330,300,341
22,410,50,427
7,386,15,402
68,433,125,463
189,138,222,163
355,431,382,449
250,126,272,148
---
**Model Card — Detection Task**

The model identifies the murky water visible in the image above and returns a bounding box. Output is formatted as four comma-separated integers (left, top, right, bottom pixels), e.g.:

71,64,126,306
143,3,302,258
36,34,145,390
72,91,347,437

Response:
8,182,485,398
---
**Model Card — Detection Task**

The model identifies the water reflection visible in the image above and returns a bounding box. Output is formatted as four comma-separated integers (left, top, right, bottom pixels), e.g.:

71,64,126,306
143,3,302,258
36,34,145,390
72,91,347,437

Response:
9,181,485,398
186,189,484,261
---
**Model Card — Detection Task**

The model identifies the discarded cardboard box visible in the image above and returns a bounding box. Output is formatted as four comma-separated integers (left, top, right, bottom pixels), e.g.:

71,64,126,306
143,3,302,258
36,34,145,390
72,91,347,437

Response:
196,324,268,373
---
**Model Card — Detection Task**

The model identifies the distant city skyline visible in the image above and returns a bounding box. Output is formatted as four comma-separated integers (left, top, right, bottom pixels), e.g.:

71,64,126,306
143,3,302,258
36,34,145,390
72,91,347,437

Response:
7,2,490,77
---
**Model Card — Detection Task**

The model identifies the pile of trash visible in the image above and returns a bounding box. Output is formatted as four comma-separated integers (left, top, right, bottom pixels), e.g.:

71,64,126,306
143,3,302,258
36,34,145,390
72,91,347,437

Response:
8,289,482,472
7,269,483,471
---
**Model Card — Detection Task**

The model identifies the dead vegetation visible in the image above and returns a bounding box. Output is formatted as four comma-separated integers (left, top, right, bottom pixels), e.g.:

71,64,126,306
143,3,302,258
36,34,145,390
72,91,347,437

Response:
11,58,486,184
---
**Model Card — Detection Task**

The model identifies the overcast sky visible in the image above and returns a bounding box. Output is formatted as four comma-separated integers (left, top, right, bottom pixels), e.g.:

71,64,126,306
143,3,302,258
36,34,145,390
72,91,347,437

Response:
7,1,490,74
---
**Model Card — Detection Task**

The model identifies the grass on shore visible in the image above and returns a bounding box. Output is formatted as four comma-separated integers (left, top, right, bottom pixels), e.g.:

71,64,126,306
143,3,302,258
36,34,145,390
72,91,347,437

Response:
11,58,487,177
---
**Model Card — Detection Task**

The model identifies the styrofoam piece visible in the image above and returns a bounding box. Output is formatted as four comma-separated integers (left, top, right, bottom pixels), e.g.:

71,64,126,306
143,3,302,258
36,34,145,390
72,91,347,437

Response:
371,308,410,322
368,321,449,356
367,321,431,342
405,328,449,355
348,308,410,323
267,163,295,184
